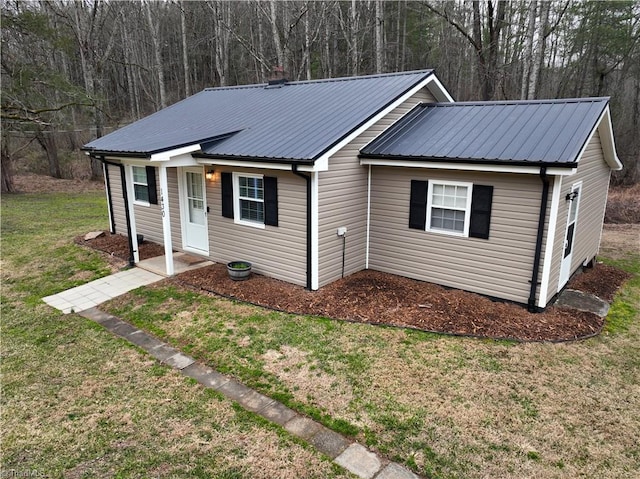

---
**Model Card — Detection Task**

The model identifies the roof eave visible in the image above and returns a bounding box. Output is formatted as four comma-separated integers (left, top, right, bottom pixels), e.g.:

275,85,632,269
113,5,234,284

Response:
358,153,578,169
192,152,315,166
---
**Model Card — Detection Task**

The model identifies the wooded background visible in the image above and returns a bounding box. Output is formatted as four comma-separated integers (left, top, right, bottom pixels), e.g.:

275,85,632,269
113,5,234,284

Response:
2,0,639,192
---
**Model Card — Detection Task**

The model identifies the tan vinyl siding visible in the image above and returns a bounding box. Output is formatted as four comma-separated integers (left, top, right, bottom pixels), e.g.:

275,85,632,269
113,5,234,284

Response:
369,167,545,304
208,167,307,286
167,167,183,250
106,164,127,235
318,87,436,287
132,167,163,244
547,130,612,300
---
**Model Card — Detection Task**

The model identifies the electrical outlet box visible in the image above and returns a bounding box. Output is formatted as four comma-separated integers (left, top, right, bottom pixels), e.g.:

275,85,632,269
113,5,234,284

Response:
337,226,347,237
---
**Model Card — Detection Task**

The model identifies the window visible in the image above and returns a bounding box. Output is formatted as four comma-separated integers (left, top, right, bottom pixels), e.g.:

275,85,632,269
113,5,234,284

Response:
131,166,149,203
409,180,493,239
238,175,264,223
427,182,472,235
222,172,278,228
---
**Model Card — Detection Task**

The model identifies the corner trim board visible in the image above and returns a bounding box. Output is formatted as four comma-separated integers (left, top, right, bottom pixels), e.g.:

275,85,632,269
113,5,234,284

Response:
537,175,562,309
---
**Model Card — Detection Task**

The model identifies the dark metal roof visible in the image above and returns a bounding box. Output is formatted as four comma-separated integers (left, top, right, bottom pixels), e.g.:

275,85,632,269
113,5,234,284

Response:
360,98,610,166
83,70,435,161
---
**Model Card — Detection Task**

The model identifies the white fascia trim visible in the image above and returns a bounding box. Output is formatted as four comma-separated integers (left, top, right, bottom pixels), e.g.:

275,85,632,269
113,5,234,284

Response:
150,144,201,162
426,76,455,102
196,158,323,172
574,106,623,171
315,74,436,165
537,175,563,309
311,171,319,290
158,166,174,276
360,158,576,176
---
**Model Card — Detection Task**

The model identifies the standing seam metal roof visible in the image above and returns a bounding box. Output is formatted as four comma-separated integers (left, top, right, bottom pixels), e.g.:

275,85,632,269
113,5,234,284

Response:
83,70,434,161
359,98,610,166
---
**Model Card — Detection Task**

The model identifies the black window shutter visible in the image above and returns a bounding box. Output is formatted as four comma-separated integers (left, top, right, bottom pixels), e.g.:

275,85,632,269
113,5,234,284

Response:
145,166,158,205
221,172,234,218
409,180,428,230
469,185,493,239
264,176,278,226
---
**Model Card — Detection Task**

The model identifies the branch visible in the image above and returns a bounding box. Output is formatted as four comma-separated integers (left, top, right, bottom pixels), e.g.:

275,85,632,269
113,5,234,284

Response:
421,1,481,52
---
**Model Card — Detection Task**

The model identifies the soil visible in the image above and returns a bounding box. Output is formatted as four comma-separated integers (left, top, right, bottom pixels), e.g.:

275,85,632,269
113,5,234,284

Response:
74,231,166,261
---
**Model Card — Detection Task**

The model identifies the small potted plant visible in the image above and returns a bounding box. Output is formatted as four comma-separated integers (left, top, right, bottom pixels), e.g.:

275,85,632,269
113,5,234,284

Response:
227,261,252,281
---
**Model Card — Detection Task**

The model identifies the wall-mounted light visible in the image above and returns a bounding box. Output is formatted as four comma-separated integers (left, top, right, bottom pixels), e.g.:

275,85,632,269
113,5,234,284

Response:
565,191,578,201
205,169,215,181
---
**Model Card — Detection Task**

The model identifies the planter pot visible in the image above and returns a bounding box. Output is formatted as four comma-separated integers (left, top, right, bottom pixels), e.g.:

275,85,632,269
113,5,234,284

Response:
227,261,252,281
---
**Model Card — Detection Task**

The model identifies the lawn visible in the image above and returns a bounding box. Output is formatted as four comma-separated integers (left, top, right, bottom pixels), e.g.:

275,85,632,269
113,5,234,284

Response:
1,192,351,479
2,189,639,479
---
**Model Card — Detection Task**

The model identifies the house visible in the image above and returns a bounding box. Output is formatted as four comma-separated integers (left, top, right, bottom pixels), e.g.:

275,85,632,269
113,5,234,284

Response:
83,70,621,312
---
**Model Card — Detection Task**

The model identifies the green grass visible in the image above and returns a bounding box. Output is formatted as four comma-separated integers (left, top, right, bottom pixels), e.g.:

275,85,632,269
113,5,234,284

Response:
1,192,350,479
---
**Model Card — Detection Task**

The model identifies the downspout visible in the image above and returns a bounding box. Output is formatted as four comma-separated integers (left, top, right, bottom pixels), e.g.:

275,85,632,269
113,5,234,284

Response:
102,161,116,234
292,164,312,290
528,167,549,313
94,156,135,267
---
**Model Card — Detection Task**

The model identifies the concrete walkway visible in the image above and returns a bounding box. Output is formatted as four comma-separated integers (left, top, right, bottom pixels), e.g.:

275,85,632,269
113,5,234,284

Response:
42,268,164,314
77,306,422,479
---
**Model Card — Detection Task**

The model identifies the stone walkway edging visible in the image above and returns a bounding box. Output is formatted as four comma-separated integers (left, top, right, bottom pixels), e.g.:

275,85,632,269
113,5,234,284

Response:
78,307,422,479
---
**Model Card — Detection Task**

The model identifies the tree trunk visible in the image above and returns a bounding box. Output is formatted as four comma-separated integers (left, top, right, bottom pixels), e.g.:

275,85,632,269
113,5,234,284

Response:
36,131,62,179
527,0,549,100
269,1,285,71
375,0,384,73
520,0,537,99
1,132,15,193
180,0,191,97
350,0,359,75
146,1,167,109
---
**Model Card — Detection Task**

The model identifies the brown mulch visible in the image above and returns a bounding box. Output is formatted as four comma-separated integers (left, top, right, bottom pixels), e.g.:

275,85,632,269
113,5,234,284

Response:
74,231,166,261
80,232,632,342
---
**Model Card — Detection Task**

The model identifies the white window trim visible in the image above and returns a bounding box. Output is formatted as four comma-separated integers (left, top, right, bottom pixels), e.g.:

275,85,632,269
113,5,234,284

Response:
130,165,151,206
232,172,266,229
426,180,473,237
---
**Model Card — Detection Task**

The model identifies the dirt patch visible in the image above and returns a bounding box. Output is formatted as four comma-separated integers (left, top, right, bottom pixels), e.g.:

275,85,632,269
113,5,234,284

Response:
75,231,166,261
12,174,104,194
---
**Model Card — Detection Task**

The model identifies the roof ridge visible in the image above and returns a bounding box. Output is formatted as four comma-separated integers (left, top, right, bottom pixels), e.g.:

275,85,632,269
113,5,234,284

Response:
204,69,434,92
421,97,610,107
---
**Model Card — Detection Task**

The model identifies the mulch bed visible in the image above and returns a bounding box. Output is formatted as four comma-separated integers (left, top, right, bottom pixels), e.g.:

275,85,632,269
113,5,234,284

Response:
80,233,632,342
74,231,166,261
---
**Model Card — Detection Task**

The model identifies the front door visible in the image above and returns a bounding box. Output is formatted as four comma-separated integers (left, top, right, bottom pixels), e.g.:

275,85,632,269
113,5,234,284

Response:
180,168,209,254
558,183,581,289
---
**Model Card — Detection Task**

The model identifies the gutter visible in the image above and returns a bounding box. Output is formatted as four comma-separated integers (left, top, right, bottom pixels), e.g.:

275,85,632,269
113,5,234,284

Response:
291,164,312,290
92,155,135,267
528,167,549,313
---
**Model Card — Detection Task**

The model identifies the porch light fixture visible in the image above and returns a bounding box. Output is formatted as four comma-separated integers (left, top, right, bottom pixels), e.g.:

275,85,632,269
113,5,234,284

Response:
565,191,578,201
205,169,215,181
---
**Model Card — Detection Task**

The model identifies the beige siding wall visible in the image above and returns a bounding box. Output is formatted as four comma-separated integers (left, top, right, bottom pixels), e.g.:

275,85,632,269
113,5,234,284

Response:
106,164,127,235
546,130,611,301
207,167,307,286
369,167,546,304
317,87,436,287
167,167,183,250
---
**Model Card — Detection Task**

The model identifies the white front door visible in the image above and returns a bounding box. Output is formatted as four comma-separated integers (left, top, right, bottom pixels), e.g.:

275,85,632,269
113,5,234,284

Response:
558,182,582,289
180,168,209,254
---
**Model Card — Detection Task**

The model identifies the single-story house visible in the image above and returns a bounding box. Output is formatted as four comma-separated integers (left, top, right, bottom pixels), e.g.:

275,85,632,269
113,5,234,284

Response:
83,70,621,312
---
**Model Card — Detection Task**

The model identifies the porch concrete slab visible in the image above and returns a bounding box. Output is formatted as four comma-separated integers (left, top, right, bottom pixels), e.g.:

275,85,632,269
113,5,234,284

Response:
308,426,351,459
42,268,164,314
236,390,275,414
284,416,322,440
258,401,298,427
555,289,610,317
163,352,195,370
375,463,420,479
137,252,214,277
182,363,230,390
335,444,382,479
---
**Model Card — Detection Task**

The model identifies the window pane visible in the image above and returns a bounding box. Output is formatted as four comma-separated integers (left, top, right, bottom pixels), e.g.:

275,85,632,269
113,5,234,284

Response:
240,199,264,222
134,184,149,202
431,208,465,232
239,176,263,200
132,166,147,184
187,172,203,199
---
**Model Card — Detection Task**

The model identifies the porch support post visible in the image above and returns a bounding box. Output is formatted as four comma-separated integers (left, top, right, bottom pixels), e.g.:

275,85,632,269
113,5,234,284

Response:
158,165,174,276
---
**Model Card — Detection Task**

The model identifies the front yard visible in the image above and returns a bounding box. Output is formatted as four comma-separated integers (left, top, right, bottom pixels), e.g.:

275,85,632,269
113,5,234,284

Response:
2,181,639,478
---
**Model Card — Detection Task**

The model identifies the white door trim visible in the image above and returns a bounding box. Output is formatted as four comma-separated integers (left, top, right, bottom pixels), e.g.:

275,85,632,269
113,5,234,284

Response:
558,181,582,289
178,167,209,255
